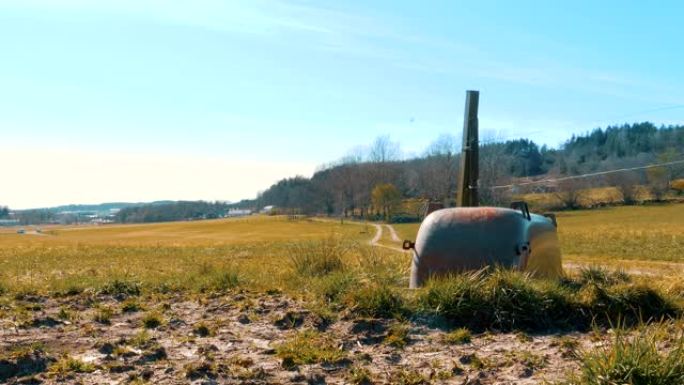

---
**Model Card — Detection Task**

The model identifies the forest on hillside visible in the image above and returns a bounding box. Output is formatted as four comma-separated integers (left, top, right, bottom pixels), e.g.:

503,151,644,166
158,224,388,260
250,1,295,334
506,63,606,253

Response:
234,122,684,216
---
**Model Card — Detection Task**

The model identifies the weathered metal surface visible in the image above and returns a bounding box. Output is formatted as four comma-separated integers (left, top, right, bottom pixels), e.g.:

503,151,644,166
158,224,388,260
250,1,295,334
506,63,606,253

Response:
408,206,563,288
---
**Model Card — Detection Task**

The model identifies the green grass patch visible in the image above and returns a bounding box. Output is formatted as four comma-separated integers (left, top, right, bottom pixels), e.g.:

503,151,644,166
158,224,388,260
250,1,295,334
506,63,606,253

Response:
275,330,346,367
444,327,472,345
563,326,684,384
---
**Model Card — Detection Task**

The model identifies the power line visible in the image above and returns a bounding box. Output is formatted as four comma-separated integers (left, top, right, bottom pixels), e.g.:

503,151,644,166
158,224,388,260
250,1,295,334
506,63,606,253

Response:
489,158,684,190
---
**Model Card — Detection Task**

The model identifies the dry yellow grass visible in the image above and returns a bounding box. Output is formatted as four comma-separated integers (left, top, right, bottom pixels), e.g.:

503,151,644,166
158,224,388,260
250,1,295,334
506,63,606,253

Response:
0,216,382,294
393,203,684,275
1,205,682,295
0,215,362,246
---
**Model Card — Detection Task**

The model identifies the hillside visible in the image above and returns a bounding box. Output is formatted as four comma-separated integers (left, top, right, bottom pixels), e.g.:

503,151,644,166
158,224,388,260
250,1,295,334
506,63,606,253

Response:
245,122,684,215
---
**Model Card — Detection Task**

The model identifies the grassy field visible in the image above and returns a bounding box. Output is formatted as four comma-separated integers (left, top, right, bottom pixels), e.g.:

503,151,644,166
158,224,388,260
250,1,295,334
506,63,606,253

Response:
0,215,366,246
1,207,684,384
0,216,381,294
394,203,684,269
1,204,682,294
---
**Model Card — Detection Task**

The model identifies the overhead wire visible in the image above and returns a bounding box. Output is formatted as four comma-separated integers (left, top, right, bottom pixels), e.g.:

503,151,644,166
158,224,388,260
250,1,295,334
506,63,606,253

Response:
488,158,684,190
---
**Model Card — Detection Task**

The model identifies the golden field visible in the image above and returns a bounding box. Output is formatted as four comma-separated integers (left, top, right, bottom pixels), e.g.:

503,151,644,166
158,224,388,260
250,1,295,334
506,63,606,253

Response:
1,203,682,294
1,206,684,384
0,216,393,294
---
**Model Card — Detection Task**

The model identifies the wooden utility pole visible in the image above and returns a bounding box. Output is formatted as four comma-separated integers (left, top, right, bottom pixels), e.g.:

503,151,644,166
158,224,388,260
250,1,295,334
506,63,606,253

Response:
457,90,479,207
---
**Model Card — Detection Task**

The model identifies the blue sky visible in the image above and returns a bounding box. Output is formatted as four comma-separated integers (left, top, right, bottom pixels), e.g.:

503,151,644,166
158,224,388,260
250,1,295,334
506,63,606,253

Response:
1,0,683,208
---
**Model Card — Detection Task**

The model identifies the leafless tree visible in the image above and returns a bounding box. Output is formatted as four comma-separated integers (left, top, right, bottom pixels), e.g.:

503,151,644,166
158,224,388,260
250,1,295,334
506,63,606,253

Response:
369,135,401,163
647,166,670,201
554,179,587,210
479,143,513,206
421,134,459,204
606,171,642,205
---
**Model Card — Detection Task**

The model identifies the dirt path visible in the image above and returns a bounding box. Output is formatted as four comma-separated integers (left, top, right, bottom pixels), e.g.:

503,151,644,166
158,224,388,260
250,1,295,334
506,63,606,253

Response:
385,224,401,243
368,223,406,252
369,223,383,245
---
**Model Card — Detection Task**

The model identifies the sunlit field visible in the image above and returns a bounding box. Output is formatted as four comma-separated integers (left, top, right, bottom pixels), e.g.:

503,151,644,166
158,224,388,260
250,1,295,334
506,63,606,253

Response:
2,207,684,384
0,216,386,294
0,215,366,246
394,203,684,273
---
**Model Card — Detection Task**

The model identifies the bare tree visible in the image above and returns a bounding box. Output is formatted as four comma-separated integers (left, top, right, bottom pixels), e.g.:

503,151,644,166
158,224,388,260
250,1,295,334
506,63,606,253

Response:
646,149,676,201
479,143,512,206
647,166,670,201
369,135,401,163
554,179,587,210
606,171,642,205
422,134,459,204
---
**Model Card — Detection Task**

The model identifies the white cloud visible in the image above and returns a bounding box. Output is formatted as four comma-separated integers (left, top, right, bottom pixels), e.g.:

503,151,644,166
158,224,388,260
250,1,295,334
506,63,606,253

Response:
1,148,315,209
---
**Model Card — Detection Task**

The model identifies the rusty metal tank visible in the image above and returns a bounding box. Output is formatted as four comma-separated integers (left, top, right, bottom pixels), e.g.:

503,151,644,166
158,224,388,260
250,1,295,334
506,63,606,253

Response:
406,203,562,288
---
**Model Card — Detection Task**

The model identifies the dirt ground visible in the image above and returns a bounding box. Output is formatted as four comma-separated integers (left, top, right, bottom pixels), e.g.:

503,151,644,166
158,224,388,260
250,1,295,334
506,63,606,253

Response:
0,291,599,385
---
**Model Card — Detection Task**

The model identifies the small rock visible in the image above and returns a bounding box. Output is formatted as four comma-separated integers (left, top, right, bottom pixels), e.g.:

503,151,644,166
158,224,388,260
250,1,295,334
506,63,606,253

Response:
237,314,251,324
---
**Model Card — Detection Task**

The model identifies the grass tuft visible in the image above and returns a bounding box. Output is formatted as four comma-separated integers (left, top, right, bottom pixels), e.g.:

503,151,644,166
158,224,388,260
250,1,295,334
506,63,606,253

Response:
98,279,141,297
346,284,405,318
563,326,684,384
275,330,346,366
48,356,95,377
92,306,113,324
141,311,163,329
288,237,348,277
384,323,410,348
444,327,472,345
193,322,215,337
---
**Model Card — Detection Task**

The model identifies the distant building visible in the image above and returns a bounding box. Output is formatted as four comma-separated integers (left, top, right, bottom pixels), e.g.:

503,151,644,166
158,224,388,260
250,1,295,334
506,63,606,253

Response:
260,205,275,214
227,209,252,217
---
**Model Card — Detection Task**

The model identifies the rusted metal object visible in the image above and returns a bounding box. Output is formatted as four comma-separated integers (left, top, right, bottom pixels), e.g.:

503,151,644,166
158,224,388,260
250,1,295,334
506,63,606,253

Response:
405,203,563,288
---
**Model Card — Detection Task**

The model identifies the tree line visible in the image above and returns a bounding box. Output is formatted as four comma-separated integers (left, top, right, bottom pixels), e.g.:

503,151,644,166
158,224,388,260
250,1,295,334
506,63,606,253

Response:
240,122,684,217
116,201,231,223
